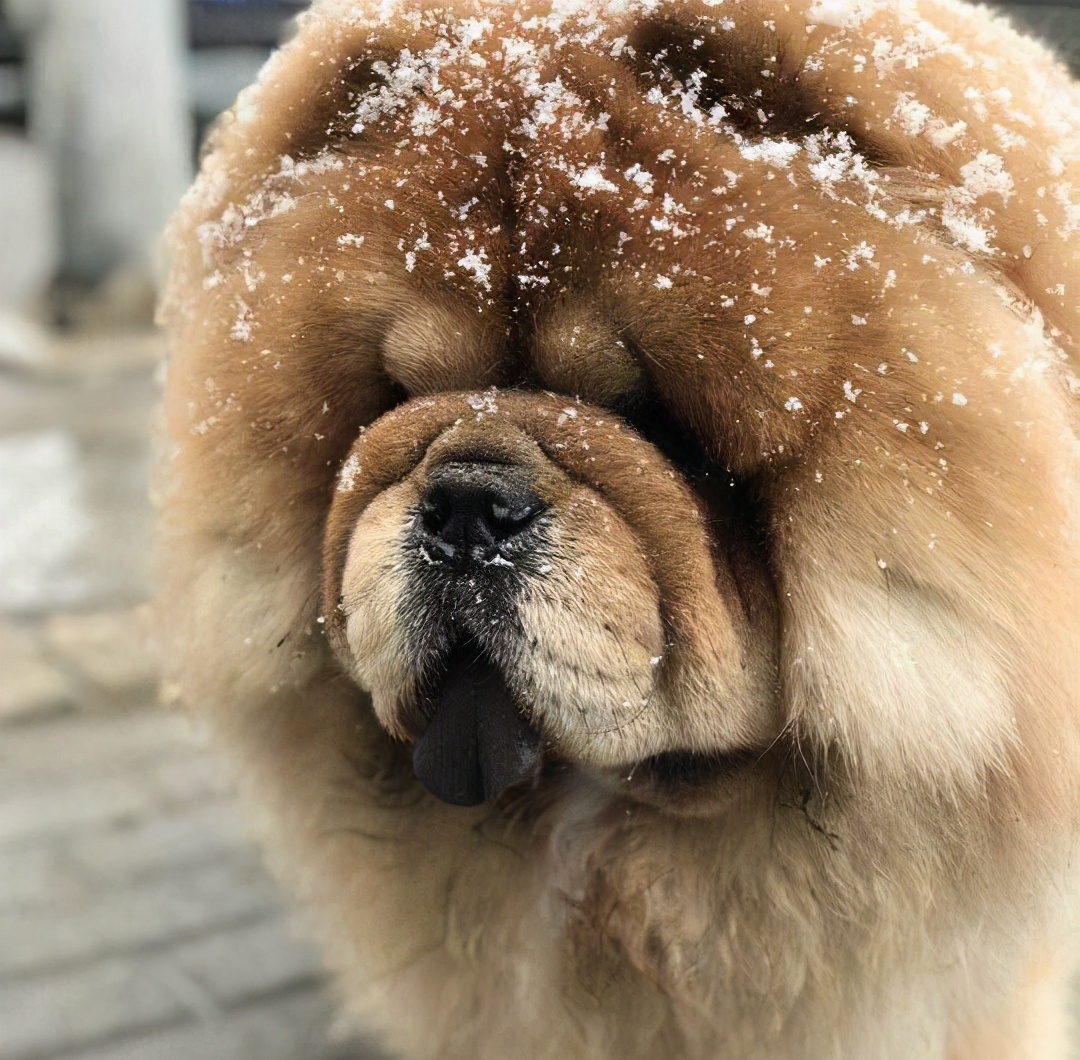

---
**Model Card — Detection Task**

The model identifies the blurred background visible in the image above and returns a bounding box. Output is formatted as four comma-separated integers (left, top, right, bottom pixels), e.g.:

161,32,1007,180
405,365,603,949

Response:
0,1,1077,1059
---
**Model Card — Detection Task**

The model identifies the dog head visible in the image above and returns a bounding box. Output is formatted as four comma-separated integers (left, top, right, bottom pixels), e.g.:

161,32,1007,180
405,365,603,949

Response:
157,3,1080,1049
162,0,1080,826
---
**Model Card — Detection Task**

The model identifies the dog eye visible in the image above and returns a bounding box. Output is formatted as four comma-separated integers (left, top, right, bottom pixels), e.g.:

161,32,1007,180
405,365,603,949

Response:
612,392,714,481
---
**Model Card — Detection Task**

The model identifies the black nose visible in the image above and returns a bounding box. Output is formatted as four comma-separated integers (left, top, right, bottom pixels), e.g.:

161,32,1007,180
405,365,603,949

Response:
416,462,544,563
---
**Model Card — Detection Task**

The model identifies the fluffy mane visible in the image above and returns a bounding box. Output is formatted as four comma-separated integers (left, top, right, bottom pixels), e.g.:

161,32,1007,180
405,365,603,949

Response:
158,2,1080,1056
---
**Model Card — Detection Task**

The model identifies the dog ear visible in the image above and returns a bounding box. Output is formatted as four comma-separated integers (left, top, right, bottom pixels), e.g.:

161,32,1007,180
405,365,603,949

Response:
183,12,437,224
621,0,1079,342
620,3,848,144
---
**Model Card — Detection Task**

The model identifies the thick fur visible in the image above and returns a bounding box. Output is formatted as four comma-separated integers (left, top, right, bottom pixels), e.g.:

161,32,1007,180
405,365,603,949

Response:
158,0,1080,1056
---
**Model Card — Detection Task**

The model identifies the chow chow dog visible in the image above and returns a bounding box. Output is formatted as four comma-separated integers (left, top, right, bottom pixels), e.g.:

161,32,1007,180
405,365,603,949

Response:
157,0,1080,1055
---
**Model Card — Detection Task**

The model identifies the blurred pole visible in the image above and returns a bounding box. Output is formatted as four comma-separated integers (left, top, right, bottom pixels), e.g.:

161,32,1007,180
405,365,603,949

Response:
0,133,56,363
9,0,193,286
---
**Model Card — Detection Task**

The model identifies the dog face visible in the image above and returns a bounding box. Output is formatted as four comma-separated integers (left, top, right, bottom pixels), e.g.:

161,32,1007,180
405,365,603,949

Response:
246,0,1077,816
160,0,1080,1053
324,390,779,805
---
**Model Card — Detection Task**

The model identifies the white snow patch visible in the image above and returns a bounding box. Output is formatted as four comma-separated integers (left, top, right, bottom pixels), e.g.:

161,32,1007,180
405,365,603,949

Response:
941,199,995,254
231,299,254,342
624,164,655,194
457,248,492,290
893,94,931,136
467,391,499,416
806,0,885,28
740,138,801,168
960,151,1014,204
570,165,620,194
338,453,362,492
927,121,967,148
845,241,876,270
0,430,90,610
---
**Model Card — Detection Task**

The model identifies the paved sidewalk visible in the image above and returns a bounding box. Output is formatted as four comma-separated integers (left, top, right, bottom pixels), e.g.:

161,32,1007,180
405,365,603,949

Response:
0,707,371,1060
0,332,382,1060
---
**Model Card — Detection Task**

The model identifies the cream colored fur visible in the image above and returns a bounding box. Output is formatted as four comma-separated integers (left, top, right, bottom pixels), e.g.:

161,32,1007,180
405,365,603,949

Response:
158,0,1080,1056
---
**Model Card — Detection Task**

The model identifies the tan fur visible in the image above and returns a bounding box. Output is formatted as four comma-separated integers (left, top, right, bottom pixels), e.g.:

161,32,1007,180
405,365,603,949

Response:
158,0,1080,1056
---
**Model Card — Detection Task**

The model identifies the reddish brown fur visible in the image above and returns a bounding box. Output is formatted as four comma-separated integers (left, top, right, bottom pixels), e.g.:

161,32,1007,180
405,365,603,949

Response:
159,1,1080,1056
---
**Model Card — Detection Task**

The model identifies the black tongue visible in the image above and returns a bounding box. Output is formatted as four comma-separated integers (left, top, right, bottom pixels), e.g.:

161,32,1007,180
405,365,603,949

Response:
412,649,543,807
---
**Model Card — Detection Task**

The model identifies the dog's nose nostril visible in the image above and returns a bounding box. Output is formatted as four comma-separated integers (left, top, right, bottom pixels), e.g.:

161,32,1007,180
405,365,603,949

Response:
416,462,544,559
486,499,543,538
418,496,451,538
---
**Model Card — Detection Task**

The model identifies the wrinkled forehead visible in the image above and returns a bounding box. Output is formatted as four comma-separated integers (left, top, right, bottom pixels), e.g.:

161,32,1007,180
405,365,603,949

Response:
187,0,882,433
191,0,880,298
167,0,1080,504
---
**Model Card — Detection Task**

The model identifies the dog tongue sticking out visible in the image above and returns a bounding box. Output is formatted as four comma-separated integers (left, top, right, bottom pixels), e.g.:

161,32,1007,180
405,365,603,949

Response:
412,648,543,806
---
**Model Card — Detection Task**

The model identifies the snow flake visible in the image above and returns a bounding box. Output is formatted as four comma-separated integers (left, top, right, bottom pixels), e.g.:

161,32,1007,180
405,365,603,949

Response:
338,453,362,492
457,248,492,290
231,299,254,342
941,199,995,254
959,151,1014,204
845,242,876,270
739,138,801,168
570,165,620,194
806,0,885,29
624,164,655,194
893,94,932,136
467,391,499,416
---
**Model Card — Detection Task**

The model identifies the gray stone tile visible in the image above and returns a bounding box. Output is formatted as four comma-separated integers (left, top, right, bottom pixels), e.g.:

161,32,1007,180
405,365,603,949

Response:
0,798,248,913
0,725,227,848
62,988,385,1060
163,915,325,1008
0,951,191,1060
0,328,371,1060
0,710,195,794
0,620,74,724
0,773,160,848
44,608,158,707
0,362,156,617
67,798,249,889
0,858,279,979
